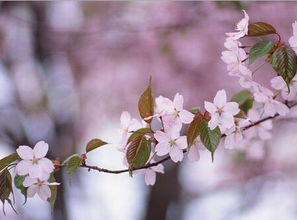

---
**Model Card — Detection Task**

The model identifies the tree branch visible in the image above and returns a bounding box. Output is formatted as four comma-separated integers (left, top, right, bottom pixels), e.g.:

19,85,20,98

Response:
80,102,297,174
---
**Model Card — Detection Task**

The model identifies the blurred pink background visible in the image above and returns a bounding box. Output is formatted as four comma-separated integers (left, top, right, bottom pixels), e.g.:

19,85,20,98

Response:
1,1,297,220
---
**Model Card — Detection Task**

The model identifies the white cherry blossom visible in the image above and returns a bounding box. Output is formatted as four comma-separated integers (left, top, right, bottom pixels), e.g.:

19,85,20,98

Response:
204,89,240,133
118,111,144,151
144,163,164,186
221,48,249,77
154,128,187,163
23,175,60,201
188,137,204,162
289,21,297,51
226,10,249,40
224,118,250,149
253,86,289,116
245,109,272,140
271,75,297,101
15,141,54,178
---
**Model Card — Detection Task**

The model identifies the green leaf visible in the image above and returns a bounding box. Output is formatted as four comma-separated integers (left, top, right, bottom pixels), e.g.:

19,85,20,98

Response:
187,115,204,147
0,153,20,172
14,175,27,204
127,128,151,143
47,174,57,208
0,169,16,215
188,107,200,114
272,45,297,89
231,90,254,114
64,154,81,176
126,135,151,172
86,138,108,153
200,121,221,162
138,79,154,123
249,41,274,64
247,22,276,36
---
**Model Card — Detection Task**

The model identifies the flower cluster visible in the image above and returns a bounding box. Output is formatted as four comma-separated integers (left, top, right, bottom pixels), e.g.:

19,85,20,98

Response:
15,141,59,201
119,93,195,185
220,10,297,157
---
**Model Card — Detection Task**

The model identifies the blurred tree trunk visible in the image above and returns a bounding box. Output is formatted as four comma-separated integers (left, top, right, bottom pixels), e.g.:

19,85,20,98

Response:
144,163,183,220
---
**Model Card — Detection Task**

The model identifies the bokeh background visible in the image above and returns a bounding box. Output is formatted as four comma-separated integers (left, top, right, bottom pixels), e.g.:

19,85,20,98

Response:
1,1,297,220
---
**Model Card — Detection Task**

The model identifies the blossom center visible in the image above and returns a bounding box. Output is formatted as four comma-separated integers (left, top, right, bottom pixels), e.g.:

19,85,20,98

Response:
169,139,177,147
35,179,45,187
216,108,224,115
31,157,39,164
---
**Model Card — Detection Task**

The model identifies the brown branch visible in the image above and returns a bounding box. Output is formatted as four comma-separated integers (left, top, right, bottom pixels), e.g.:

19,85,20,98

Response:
79,102,297,174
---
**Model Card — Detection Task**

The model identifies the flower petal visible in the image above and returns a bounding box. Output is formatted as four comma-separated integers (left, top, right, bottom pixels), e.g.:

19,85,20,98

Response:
169,146,183,162
16,145,34,160
179,110,194,124
33,141,49,158
39,158,54,174
204,101,217,114
188,145,200,162
173,93,183,111
37,185,51,201
214,90,227,108
15,160,32,176
175,136,187,150
145,169,156,186
154,131,169,143
151,164,164,173
23,176,37,187
155,143,170,156
27,185,38,198
28,164,42,178
223,102,239,115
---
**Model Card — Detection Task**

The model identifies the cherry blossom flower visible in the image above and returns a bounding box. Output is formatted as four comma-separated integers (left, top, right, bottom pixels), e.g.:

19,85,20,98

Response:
144,163,164,186
289,21,297,51
224,37,242,51
221,48,249,77
23,175,60,201
253,86,289,116
15,141,54,178
204,89,240,133
245,109,272,140
118,111,144,151
188,137,204,162
155,95,175,116
226,10,249,40
271,75,297,101
154,128,187,163
224,118,250,149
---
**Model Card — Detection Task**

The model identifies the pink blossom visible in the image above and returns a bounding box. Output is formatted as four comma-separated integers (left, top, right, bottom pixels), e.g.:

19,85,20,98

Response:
154,129,187,163
155,95,175,117
155,94,194,128
23,175,60,201
289,21,297,50
271,76,297,101
245,109,272,140
226,10,249,40
118,111,144,151
144,163,164,186
253,85,289,116
15,141,54,178
187,137,203,162
224,119,249,149
224,37,242,50
221,48,249,77
204,89,240,133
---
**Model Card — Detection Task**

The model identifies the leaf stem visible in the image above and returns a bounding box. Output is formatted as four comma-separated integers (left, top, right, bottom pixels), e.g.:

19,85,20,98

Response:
252,62,267,75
